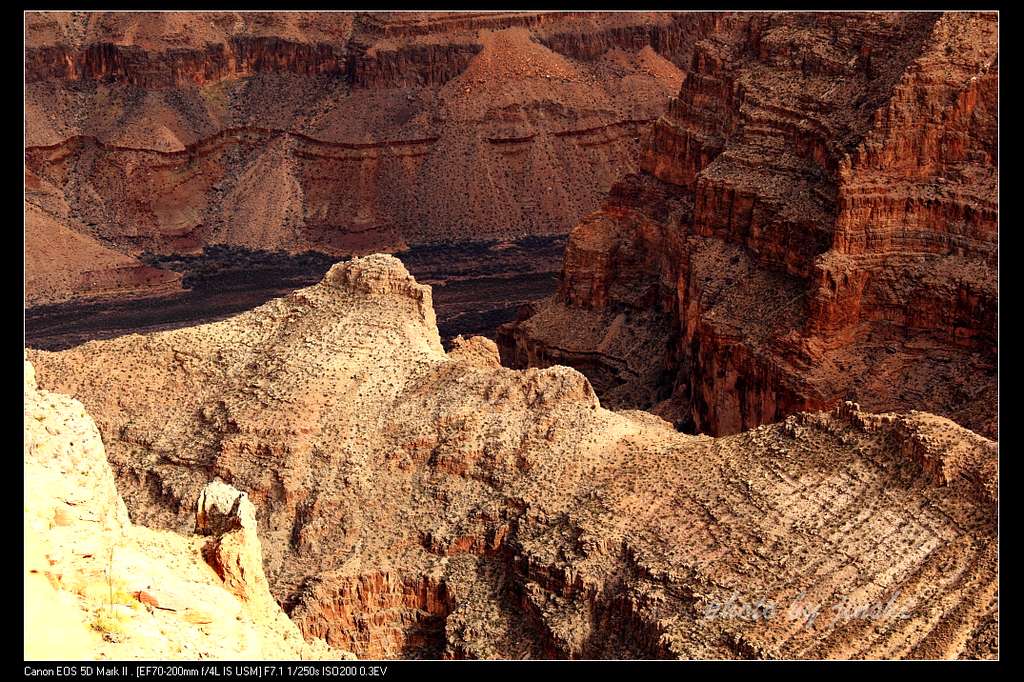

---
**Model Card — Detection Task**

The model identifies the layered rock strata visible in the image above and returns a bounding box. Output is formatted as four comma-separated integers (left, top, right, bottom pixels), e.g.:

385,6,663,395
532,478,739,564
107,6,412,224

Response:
24,356,349,660
29,254,998,659
499,11,997,438
25,169,183,306
24,11,722,304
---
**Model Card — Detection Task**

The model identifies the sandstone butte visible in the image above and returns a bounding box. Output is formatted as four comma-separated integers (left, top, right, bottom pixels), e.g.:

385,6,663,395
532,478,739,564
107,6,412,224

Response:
28,254,997,660
498,11,997,441
24,10,720,306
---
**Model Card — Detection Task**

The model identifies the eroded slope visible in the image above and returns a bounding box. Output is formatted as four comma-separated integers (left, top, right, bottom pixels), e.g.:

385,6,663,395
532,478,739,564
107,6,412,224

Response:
24,11,722,304
29,254,997,659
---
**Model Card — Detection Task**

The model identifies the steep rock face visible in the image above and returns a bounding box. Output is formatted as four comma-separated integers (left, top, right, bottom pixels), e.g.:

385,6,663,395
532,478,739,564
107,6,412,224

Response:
23,355,349,660
30,255,997,659
24,11,723,305
499,11,997,438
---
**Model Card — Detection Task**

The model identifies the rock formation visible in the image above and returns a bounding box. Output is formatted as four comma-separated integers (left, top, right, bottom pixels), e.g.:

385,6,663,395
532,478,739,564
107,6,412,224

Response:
24,11,722,305
24,355,351,660
25,169,183,306
29,254,998,659
498,11,997,439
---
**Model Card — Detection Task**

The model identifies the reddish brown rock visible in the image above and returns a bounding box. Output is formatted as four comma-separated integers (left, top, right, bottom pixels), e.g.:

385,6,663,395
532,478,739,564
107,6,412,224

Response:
24,11,722,305
499,11,997,439
133,590,161,609
25,169,183,306
29,255,998,659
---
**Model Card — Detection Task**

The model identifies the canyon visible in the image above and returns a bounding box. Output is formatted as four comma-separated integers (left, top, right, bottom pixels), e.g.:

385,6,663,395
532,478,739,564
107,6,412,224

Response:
25,11,718,307
27,255,998,659
499,11,998,440
23,10,999,662
25,237,565,351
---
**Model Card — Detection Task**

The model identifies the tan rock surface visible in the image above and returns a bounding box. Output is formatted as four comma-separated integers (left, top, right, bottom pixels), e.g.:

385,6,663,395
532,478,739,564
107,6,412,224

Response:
29,255,997,659
24,356,349,660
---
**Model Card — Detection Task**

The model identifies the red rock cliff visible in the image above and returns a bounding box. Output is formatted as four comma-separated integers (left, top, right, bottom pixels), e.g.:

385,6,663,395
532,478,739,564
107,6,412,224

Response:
499,11,997,439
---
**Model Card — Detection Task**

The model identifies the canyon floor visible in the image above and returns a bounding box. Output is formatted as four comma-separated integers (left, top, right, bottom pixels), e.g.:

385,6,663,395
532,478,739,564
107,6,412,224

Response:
25,236,564,351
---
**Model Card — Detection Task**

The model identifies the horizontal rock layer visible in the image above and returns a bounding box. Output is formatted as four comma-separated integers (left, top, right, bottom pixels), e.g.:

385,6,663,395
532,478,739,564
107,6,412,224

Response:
24,11,719,305
499,11,997,439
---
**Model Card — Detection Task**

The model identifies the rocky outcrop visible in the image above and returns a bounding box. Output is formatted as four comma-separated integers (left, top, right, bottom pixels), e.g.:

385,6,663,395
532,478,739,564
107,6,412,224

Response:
536,13,721,67
195,481,302,627
29,254,998,659
23,356,350,660
499,11,997,439
25,38,348,88
348,40,481,88
24,11,722,305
